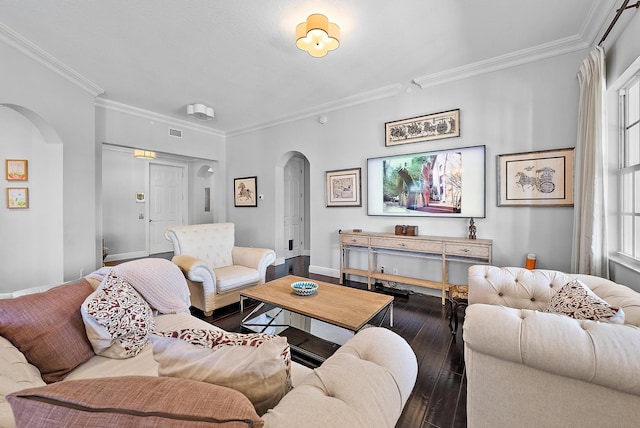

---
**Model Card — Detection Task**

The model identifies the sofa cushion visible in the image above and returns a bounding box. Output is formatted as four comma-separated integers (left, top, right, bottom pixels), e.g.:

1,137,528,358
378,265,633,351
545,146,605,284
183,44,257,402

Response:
544,279,625,324
7,376,264,427
0,279,95,383
214,265,260,292
0,336,47,428
81,270,155,358
150,329,291,415
113,258,191,314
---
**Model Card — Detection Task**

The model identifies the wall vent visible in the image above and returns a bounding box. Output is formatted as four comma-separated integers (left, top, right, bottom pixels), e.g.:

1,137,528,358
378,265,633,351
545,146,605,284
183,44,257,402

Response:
168,128,183,139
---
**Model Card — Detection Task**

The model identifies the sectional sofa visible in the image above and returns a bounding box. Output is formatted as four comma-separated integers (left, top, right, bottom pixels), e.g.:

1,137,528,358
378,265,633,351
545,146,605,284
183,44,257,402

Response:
464,265,640,428
0,258,417,427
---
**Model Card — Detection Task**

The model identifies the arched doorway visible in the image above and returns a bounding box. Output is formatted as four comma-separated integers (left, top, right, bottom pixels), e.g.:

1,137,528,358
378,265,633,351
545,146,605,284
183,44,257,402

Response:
274,152,310,264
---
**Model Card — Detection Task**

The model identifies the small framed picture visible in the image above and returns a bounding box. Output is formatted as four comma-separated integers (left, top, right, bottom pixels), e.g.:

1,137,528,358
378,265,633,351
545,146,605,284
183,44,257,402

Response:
234,176,257,207
7,187,29,209
497,147,574,207
325,167,362,207
6,159,28,181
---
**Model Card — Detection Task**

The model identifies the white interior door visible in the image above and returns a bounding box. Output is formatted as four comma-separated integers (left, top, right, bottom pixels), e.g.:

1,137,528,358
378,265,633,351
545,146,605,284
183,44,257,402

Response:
284,157,304,259
149,163,184,254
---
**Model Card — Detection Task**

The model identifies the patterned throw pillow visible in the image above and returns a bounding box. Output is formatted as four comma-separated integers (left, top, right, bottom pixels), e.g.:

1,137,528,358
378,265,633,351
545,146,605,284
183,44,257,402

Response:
81,270,155,358
544,279,625,324
150,329,291,415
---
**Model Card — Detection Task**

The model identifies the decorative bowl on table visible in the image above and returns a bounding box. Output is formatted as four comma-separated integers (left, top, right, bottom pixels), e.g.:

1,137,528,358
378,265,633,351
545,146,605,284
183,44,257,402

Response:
291,281,318,296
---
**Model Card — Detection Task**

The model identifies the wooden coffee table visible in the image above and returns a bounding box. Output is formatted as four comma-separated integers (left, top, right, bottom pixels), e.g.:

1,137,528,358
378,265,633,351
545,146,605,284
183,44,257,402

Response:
240,275,394,361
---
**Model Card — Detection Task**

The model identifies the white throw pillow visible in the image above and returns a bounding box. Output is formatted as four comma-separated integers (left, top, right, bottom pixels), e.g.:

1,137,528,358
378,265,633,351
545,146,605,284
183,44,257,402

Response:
112,258,191,314
81,270,155,358
150,329,291,415
544,279,625,324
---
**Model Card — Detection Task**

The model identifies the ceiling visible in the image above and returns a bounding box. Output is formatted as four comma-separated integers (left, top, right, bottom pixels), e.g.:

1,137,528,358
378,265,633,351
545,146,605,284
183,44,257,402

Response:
0,0,620,135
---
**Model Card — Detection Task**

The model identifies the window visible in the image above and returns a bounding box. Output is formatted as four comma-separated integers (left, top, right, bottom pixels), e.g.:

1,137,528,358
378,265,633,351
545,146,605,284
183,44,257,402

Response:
619,76,640,261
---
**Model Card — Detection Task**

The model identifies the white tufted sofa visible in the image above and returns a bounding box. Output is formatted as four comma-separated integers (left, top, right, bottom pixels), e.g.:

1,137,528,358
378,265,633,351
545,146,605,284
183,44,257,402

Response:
164,223,276,316
464,265,640,427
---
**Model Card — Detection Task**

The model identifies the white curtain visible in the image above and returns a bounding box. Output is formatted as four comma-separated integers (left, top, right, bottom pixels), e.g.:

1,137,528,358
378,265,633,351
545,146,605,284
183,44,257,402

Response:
572,46,608,277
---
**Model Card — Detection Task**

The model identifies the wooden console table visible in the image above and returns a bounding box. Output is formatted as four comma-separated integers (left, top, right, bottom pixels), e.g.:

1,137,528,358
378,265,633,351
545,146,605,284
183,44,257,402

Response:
339,231,492,305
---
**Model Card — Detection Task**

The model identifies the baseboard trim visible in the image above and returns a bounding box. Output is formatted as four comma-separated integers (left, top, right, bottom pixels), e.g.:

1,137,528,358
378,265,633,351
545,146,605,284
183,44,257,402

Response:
309,265,339,278
104,251,147,262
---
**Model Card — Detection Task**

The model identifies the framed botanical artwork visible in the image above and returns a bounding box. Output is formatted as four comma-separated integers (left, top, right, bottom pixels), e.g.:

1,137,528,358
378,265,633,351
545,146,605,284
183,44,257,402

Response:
234,176,257,207
325,167,361,207
6,187,29,209
6,159,28,181
385,109,460,147
497,148,574,207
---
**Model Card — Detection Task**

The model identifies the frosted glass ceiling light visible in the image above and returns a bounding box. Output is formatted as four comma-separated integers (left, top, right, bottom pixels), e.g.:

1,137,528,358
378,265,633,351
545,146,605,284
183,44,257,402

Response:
187,103,215,120
296,14,340,58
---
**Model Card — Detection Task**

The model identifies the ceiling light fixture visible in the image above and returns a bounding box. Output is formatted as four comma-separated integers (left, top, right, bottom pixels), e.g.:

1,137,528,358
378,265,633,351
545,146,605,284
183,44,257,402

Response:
187,103,215,120
296,14,340,58
133,149,156,160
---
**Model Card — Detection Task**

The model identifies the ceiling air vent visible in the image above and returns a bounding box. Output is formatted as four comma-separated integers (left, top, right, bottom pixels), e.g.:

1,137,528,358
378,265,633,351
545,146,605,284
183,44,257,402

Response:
168,128,183,139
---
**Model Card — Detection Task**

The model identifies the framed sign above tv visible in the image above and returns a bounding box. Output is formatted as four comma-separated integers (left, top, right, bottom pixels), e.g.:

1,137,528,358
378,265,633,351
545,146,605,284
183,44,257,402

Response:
367,145,486,218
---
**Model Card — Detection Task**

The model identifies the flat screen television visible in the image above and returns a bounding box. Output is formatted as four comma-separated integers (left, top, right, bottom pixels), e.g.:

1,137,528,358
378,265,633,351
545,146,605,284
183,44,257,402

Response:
367,145,486,218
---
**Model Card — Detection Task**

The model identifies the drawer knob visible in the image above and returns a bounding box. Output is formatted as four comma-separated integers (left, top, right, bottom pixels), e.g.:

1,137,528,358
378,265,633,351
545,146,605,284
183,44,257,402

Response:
399,243,407,247
462,248,470,252
351,239,357,243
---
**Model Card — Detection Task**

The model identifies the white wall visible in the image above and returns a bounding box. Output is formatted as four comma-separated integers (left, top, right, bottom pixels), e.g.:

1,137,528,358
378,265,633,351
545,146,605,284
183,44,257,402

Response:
227,49,588,286
102,146,147,257
0,107,63,292
189,160,217,225
0,40,97,289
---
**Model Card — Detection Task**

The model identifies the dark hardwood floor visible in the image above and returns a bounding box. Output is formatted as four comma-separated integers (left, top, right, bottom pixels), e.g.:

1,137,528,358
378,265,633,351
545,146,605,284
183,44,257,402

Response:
192,256,467,428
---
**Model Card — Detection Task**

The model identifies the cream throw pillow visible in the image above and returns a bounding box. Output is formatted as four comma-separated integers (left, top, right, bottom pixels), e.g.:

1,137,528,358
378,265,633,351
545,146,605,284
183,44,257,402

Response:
112,258,191,314
81,270,155,358
150,329,291,415
544,279,625,324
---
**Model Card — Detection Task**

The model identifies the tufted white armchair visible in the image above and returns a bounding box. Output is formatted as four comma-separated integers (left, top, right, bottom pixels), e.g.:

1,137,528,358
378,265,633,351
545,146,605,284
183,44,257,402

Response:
164,223,276,316
464,265,640,428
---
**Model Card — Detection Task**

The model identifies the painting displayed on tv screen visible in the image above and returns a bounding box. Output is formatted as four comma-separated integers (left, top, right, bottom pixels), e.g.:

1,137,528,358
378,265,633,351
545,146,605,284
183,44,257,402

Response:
367,145,486,218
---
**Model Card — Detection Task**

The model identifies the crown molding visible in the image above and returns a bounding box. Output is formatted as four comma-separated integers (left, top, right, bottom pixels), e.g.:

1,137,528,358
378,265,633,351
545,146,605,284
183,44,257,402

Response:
227,83,402,137
0,23,104,97
412,1,617,90
96,98,225,137
413,35,590,89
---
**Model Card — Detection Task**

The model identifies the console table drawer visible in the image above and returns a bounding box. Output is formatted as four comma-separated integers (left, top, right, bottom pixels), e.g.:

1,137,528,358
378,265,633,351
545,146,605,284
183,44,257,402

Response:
370,237,442,253
341,234,370,246
445,243,490,259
